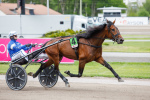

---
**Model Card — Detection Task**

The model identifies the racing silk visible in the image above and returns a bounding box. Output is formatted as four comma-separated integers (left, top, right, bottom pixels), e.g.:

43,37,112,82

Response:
7,40,32,58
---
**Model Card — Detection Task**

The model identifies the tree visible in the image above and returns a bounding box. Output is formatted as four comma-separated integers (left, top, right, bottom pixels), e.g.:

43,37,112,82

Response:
137,8,149,17
127,2,138,16
3,0,126,16
82,0,126,16
143,0,150,14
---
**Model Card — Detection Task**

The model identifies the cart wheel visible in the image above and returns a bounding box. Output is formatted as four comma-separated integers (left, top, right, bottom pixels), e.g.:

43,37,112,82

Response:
6,64,27,90
38,65,58,88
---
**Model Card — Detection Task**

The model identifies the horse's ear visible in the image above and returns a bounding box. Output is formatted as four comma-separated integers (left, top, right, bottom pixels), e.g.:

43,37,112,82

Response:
113,19,116,24
107,19,109,23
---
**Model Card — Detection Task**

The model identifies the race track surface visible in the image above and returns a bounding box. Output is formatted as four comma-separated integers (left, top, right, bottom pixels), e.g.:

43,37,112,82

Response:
0,76,150,100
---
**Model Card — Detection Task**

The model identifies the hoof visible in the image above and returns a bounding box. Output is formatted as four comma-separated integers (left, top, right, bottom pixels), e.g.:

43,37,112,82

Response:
64,70,70,74
65,83,70,87
33,74,36,78
118,78,124,82
28,72,34,76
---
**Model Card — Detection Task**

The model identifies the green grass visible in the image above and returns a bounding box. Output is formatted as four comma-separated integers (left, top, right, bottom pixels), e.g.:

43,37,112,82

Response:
103,41,150,53
1,61,150,79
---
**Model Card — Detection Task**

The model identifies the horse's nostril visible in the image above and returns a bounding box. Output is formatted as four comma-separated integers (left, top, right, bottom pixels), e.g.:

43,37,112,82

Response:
120,39,124,42
117,38,124,44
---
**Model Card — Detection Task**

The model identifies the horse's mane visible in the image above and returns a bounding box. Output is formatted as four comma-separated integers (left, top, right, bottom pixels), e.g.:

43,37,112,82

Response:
76,21,114,39
76,23,107,39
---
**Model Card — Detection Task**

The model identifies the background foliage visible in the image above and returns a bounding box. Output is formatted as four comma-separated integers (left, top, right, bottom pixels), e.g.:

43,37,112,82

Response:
128,0,150,17
2,0,150,16
43,29,82,38
2,0,126,16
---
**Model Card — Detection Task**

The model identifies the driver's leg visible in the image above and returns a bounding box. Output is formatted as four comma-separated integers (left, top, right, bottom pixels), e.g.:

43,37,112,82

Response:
36,53,48,59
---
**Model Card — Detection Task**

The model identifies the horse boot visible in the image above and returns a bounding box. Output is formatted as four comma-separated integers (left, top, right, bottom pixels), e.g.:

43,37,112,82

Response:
57,70,70,87
32,63,45,78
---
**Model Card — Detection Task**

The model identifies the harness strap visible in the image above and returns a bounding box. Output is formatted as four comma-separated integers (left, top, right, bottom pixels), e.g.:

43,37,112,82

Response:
74,48,79,60
78,42,102,48
74,36,79,60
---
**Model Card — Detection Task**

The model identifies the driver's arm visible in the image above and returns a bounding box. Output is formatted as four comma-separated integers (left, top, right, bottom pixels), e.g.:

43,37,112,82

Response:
11,43,26,51
11,42,31,51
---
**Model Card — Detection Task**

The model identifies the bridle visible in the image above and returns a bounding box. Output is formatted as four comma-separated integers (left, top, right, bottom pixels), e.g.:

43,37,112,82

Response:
107,22,120,42
92,22,120,42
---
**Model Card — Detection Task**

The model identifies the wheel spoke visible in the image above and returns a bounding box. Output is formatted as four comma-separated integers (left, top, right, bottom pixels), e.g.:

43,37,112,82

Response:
43,70,47,75
49,75,57,81
15,79,17,89
16,69,23,76
45,78,48,86
40,75,46,77
11,68,16,76
48,69,54,75
17,77,25,82
7,77,15,81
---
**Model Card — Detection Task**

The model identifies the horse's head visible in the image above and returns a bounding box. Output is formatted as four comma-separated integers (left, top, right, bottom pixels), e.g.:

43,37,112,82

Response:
105,20,124,44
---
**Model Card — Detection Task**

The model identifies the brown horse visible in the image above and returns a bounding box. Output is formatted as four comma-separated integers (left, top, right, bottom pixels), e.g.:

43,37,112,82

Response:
33,20,124,87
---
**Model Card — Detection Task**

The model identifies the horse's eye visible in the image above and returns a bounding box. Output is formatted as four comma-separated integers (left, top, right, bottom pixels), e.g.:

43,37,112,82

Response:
112,29,115,31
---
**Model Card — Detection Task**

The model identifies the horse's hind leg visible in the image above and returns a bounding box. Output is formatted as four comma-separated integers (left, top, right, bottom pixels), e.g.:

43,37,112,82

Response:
64,60,86,77
53,55,70,87
57,71,70,87
33,59,54,78
96,57,124,82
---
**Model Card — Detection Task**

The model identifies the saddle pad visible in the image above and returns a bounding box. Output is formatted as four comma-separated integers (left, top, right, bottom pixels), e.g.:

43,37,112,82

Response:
70,37,78,48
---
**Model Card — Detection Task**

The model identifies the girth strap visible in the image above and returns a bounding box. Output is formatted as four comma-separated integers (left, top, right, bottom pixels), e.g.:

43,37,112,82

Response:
74,48,79,60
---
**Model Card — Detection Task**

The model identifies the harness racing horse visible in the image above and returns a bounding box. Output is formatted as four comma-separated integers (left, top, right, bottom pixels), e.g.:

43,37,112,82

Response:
33,20,124,87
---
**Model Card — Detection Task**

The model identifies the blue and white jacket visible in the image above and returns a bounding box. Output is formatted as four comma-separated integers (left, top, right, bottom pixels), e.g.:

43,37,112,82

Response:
7,40,32,58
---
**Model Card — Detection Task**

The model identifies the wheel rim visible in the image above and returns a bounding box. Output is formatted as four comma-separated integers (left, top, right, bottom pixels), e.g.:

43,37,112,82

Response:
38,65,58,88
6,65,27,90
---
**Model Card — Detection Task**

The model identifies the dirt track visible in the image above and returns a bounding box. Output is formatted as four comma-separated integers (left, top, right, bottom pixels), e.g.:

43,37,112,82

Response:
0,77,150,100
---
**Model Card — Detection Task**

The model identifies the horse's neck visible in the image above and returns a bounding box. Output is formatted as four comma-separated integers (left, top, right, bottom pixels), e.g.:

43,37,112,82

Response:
89,30,106,46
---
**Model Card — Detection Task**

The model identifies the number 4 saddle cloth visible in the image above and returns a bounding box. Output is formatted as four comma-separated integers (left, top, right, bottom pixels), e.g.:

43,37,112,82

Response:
70,37,79,59
70,37,78,48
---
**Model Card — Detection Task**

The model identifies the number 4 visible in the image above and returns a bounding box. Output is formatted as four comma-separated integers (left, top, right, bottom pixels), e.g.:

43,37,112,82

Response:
72,38,76,44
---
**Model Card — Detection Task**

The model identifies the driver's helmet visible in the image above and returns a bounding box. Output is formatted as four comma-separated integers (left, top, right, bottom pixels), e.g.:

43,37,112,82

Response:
9,31,17,39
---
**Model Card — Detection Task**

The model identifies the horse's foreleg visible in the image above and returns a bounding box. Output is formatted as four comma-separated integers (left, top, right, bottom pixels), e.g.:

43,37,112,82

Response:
65,60,85,77
96,57,124,82
33,59,53,78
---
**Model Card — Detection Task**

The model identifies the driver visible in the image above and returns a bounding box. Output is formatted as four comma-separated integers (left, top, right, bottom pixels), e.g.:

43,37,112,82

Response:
7,31,35,62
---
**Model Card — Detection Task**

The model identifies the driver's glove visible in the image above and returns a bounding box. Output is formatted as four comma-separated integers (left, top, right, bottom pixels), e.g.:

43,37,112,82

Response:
25,44,31,47
31,44,36,47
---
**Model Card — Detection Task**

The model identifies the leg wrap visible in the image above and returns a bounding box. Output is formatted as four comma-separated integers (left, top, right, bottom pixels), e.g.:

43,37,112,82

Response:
103,60,120,79
58,71,68,82
104,61,112,69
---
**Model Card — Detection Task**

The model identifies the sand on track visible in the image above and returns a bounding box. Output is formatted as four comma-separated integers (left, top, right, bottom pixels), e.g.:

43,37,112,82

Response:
0,77,150,100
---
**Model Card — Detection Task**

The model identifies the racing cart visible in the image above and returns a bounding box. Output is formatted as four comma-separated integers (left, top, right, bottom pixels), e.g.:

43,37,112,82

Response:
5,39,69,90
